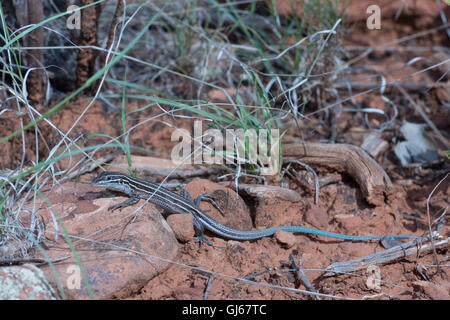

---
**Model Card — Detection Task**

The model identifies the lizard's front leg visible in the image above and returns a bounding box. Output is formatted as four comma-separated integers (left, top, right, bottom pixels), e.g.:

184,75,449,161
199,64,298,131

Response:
108,197,140,211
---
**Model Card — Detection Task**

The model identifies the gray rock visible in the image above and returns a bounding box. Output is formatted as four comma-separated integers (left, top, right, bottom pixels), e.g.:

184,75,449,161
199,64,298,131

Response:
0,264,57,300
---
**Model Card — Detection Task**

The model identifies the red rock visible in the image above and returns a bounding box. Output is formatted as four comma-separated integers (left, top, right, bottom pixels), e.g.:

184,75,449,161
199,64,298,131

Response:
31,181,179,299
412,281,450,300
167,213,195,242
274,230,297,248
304,202,329,229
0,264,57,300
185,179,253,231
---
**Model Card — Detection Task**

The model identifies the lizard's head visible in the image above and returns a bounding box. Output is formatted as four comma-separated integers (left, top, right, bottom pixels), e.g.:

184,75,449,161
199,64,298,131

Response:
91,171,133,194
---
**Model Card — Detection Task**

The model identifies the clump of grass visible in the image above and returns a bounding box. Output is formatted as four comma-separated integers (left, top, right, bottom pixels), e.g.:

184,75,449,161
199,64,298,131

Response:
93,0,350,177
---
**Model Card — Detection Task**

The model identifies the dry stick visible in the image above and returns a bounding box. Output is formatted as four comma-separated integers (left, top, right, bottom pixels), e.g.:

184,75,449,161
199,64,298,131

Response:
65,150,121,180
283,143,393,206
204,275,215,300
110,154,218,178
26,0,45,106
285,159,320,205
93,0,123,92
334,81,445,92
76,0,100,92
100,0,123,70
425,173,450,273
0,255,70,266
286,253,321,300
323,233,447,277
